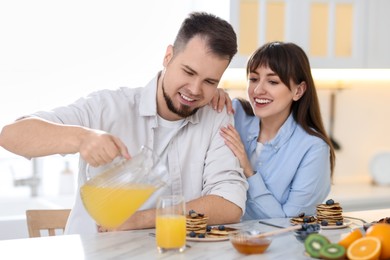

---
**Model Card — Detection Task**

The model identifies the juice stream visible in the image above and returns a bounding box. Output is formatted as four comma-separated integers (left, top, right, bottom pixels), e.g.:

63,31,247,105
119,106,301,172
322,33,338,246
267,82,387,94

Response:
80,183,157,228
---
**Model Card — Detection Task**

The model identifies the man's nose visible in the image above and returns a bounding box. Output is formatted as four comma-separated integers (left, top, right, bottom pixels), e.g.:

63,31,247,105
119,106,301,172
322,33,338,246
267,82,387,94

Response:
188,79,202,95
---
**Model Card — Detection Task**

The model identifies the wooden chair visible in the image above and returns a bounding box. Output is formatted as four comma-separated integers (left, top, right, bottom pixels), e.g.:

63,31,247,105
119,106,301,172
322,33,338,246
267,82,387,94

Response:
25,209,71,238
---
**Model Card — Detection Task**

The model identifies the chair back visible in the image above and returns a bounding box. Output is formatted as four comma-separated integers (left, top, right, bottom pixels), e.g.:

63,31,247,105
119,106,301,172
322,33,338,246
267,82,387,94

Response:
26,209,71,238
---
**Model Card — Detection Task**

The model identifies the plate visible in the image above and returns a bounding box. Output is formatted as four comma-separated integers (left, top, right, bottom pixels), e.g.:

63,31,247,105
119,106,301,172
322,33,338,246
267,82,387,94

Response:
186,226,238,242
369,152,390,185
320,219,352,230
186,236,229,242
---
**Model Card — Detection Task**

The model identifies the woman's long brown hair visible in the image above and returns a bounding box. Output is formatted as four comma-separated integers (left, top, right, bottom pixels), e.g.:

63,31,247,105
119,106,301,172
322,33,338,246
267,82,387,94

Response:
239,42,335,177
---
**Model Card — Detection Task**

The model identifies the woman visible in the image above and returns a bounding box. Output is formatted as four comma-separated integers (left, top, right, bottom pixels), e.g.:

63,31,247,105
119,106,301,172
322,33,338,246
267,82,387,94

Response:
220,41,335,220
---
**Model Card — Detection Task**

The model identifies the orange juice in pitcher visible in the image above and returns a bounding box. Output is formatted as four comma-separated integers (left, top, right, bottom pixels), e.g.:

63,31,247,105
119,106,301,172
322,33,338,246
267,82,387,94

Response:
80,146,168,229
81,183,157,228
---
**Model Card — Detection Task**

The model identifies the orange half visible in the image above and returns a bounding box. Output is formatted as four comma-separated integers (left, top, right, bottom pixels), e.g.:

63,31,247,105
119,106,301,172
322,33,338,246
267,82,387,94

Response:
347,236,381,260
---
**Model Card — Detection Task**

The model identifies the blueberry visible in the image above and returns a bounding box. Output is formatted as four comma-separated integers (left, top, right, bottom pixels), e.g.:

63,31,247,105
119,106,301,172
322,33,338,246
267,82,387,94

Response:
189,231,196,237
303,217,310,223
302,223,309,230
336,220,343,226
206,226,211,232
218,225,225,231
321,220,329,226
198,233,205,238
198,213,204,217
326,199,334,205
188,209,196,215
298,212,305,218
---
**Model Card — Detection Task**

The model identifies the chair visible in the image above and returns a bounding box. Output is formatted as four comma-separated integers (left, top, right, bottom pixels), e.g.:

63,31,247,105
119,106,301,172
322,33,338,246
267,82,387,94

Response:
25,209,71,238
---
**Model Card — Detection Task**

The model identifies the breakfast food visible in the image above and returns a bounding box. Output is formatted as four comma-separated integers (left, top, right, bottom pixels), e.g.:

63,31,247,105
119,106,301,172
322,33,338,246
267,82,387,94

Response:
290,212,317,225
365,223,390,259
316,199,344,226
206,225,237,238
319,244,346,260
347,236,381,260
374,216,390,224
186,210,209,237
230,232,271,255
338,228,363,250
304,233,330,258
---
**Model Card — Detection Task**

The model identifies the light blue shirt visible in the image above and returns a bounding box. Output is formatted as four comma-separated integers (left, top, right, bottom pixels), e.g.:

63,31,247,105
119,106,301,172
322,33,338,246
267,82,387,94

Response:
232,99,331,220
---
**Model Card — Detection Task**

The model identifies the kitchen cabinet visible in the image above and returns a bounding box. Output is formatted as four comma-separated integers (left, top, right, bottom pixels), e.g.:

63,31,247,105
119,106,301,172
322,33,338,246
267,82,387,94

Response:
229,0,390,68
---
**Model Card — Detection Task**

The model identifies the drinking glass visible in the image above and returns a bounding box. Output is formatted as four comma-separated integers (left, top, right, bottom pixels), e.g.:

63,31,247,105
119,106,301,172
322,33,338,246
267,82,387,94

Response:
155,195,186,253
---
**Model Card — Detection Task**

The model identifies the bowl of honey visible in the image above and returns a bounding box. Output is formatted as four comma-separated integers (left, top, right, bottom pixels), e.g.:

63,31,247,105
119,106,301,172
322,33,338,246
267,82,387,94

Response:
229,231,272,255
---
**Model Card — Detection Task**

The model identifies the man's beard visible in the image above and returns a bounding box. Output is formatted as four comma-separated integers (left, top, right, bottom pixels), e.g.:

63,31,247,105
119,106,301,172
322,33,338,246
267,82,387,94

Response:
162,80,199,118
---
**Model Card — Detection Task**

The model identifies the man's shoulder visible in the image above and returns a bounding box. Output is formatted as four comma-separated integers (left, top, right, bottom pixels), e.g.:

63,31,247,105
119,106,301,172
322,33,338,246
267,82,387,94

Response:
197,105,231,120
89,87,142,104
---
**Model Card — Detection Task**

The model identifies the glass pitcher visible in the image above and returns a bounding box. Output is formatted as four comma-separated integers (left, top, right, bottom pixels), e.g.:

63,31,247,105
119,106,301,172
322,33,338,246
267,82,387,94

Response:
80,145,168,229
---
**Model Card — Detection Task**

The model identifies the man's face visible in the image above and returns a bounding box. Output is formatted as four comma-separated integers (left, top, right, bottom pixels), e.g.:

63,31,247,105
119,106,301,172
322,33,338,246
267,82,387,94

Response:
157,36,230,120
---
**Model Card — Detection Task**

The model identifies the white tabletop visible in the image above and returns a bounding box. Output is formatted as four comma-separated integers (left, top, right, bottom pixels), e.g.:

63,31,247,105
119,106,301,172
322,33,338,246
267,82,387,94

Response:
1,208,389,260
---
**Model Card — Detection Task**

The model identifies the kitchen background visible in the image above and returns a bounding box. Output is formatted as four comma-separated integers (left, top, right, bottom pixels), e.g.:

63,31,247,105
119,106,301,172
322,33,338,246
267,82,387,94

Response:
1,0,390,239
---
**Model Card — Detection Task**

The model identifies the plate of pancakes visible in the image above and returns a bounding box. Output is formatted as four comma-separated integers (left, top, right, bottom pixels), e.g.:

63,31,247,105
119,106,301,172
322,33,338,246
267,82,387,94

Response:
187,226,238,242
290,199,352,229
185,210,238,241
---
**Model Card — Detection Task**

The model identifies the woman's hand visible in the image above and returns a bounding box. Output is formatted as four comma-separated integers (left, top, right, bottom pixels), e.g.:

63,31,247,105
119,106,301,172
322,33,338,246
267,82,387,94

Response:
220,124,254,178
209,88,234,114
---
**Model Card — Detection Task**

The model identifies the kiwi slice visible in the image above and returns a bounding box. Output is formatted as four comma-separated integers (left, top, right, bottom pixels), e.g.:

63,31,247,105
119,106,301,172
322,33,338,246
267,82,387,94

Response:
304,233,330,258
319,243,346,260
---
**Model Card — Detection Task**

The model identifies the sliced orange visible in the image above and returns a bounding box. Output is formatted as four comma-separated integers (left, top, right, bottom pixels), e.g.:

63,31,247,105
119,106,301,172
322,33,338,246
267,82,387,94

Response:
366,223,390,259
338,228,363,250
347,236,381,260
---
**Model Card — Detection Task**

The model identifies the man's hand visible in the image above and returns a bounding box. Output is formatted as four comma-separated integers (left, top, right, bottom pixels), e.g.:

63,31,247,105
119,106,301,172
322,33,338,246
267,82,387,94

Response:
79,129,131,167
210,88,234,114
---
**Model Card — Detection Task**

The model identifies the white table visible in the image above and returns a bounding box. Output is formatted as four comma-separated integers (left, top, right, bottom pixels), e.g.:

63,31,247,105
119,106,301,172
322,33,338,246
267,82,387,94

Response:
1,208,389,260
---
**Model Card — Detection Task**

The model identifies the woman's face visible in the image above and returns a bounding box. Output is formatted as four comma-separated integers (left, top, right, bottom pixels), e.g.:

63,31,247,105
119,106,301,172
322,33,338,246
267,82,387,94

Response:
247,65,305,122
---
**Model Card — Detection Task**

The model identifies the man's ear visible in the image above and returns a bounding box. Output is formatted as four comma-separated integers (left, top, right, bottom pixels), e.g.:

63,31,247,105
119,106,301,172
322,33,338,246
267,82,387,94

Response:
163,45,174,67
293,81,307,101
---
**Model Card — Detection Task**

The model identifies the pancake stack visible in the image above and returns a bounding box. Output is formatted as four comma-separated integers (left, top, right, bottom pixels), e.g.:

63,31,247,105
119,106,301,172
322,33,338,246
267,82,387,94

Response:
186,210,209,236
290,213,317,225
206,226,237,238
316,199,344,225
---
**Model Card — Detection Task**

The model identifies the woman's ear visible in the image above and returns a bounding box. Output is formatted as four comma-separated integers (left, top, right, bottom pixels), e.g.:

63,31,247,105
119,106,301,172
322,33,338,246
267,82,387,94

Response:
293,81,307,101
163,45,174,67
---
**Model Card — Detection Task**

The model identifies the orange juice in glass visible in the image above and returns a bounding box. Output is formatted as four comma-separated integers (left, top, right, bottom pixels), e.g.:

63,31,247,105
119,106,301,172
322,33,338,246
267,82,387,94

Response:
156,195,186,253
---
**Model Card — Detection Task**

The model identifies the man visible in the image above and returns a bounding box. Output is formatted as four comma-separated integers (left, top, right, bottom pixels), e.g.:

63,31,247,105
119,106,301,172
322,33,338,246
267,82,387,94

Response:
0,12,248,234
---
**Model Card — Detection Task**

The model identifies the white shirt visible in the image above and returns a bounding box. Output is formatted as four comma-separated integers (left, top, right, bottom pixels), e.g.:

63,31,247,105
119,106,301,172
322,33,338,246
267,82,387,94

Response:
32,74,248,235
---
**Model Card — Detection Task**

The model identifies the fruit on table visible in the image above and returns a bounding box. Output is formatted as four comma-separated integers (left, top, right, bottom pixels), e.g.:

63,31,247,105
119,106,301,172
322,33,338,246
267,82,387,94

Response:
304,233,330,258
347,236,381,260
319,243,346,260
365,223,390,259
338,228,363,250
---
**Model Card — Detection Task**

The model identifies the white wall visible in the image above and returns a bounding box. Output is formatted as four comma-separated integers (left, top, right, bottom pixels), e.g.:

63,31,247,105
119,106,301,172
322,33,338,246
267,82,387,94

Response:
1,0,389,199
366,0,390,67
0,0,230,198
